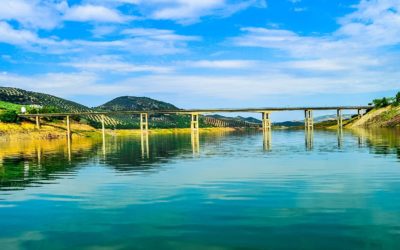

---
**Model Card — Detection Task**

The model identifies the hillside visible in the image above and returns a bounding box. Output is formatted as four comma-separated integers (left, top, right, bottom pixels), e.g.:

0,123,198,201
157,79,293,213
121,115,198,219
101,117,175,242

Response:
96,96,179,111
98,97,262,128
273,114,353,128
347,105,400,128
0,87,120,127
0,101,22,112
0,87,89,112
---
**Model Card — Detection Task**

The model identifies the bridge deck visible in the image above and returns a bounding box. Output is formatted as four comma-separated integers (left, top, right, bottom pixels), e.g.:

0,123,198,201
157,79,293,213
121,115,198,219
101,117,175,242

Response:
18,106,373,118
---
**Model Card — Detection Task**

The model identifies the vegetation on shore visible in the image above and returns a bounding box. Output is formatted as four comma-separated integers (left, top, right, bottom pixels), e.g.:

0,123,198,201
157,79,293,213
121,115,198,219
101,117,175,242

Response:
370,92,400,108
0,87,261,129
346,92,400,128
3,86,400,132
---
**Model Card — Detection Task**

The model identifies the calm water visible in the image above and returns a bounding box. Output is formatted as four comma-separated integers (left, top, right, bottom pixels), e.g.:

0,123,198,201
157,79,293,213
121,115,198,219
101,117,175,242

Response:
1,129,400,249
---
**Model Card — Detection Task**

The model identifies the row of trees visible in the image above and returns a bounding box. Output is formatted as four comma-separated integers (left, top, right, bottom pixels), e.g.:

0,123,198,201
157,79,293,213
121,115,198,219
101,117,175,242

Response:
371,92,400,108
0,106,61,123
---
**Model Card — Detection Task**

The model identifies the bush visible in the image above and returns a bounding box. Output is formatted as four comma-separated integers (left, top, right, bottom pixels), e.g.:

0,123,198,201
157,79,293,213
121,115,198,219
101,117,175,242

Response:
27,106,60,114
0,110,19,123
27,106,63,122
395,92,400,106
373,97,390,108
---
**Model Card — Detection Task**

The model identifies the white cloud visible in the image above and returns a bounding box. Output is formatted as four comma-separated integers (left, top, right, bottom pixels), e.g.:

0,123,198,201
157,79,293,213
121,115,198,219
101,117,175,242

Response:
122,28,200,41
184,60,258,69
1,67,399,101
81,0,267,24
1,0,400,104
62,56,174,73
223,0,400,99
134,0,267,24
63,4,131,23
0,21,60,50
0,0,64,29
293,7,307,12
91,25,119,37
0,24,197,55
233,0,400,56
0,0,266,30
336,0,400,47
0,72,126,97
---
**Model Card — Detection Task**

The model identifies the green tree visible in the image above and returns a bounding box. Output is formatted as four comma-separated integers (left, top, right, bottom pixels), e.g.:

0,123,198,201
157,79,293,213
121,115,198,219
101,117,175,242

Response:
373,97,390,108
0,110,19,123
395,92,400,106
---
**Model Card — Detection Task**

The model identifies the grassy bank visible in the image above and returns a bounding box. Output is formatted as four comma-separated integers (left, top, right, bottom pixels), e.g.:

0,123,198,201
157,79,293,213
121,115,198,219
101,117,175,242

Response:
346,106,400,128
0,121,97,140
0,120,244,141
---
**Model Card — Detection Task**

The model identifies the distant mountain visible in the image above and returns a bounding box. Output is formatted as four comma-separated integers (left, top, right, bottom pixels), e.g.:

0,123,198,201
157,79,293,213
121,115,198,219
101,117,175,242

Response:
273,121,304,127
273,114,354,128
96,96,179,111
235,116,262,124
314,114,352,122
205,114,261,127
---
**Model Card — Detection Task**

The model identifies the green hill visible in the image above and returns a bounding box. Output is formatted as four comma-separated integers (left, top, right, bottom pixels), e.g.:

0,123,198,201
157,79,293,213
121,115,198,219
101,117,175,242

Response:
96,96,189,128
0,87,89,112
0,101,22,112
96,96,179,111
0,87,120,127
0,87,255,129
206,114,261,127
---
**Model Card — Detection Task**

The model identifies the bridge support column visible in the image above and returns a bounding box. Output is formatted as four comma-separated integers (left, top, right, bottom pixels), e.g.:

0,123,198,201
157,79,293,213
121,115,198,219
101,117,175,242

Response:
101,114,106,143
305,128,314,150
191,129,200,156
304,110,313,130
262,112,272,131
66,115,71,140
141,131,149,159
263,128,272,151
357,109,363,119
35,116,41,129
140,113,149,133
191,113,199,130
337,109,343,128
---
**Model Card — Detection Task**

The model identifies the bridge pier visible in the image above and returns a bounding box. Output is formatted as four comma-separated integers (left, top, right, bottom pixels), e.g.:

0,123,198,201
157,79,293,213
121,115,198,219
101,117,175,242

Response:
262,111,272,131
140,113,149,133
337,128,343,149
35,116,41,129
191,129,200,156
141,131,149,159
101,114,106,143
66,115,71,140
337,109,343,128
191,113,199,130
263,128,272,151
304,110,313,130
305,128,314,150
357,109,363,119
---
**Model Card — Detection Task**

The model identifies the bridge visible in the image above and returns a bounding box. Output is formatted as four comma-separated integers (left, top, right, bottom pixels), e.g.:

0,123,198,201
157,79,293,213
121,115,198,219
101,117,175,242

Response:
18,105,373,139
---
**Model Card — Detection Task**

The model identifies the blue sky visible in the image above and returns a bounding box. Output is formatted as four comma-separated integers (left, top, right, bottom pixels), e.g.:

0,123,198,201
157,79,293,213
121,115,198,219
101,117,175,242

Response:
0,0,399,120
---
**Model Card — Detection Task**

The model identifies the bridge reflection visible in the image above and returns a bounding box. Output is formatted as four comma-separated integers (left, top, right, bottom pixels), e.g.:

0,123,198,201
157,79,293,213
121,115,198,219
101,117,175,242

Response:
191,129,200,156
263,129,272,151
20,106,371,138
141,132,150,159
3,128,400,191
337,128,344,149
305,128,314,151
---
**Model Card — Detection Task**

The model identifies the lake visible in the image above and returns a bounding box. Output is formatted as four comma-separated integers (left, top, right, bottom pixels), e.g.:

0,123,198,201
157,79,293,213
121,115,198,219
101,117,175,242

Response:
1,128,400,249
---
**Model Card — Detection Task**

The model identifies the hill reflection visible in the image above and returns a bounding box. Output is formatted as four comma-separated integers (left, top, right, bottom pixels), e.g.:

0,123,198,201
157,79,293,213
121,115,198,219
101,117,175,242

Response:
1,128,400,191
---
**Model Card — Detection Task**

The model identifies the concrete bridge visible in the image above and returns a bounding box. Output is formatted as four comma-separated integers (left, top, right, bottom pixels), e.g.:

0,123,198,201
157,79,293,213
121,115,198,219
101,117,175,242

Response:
19,106,373,138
